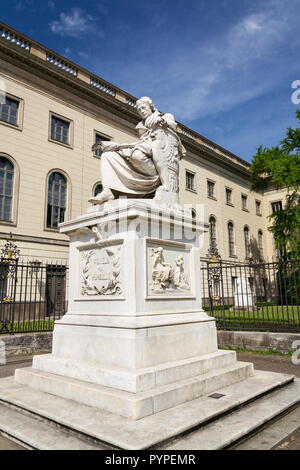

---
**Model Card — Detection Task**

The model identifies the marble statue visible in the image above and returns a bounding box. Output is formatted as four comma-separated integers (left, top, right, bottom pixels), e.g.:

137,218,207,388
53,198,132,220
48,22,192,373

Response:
89,96,186,205
234,276,254,308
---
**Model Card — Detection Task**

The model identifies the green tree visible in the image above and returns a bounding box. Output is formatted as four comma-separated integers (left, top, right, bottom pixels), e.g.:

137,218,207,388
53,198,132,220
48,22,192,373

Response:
250,110,300,259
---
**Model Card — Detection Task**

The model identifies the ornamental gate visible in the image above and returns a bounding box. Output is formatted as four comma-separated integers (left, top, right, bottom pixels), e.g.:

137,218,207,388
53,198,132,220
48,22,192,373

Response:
0,236,19,334
0,235,68,335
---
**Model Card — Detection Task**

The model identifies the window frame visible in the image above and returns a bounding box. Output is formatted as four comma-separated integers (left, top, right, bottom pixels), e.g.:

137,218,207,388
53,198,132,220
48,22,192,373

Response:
93,181,103,197
44,169,71,232
241,194,249,211
271,200,283,214
0,153,19,227
227,221,236,257
0,92,24,131
225,187,233,206
93,130,111,158
48,112,73,149
185,170,196,192
255,199,262,216
244,225,251,259
258,230,264,260
207,179,216,200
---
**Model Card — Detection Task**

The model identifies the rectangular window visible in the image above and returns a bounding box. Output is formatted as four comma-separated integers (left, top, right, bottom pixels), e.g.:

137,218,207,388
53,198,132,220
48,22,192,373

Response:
94,133,111,157
207,181,215,198
226,188,232,205
241,195,248,210
256,200,261,215
0,96,19,126
186,171,195,191
50,115,70,145
271,201,282,213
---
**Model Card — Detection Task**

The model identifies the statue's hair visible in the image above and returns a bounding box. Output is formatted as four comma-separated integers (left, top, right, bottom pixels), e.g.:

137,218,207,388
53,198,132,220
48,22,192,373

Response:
136,96,157,112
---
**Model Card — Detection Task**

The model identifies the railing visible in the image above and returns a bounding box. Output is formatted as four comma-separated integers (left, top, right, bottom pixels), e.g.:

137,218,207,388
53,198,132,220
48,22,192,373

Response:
126,97,137,107
46,53,77,77
201,257,300,332
0,26,31,51
90,77,116,97
0,260,68,335
179,128,197,140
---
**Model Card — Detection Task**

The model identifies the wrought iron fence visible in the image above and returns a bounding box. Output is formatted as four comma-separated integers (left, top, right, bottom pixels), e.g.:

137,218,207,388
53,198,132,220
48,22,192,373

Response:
0,259,68,335
201,256,300,332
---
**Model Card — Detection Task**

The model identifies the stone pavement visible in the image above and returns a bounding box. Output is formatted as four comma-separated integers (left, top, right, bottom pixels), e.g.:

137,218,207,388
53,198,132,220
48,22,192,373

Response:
0,351,299,450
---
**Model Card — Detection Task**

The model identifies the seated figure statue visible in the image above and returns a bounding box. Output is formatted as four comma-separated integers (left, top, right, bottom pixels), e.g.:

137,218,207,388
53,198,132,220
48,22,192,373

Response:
89,96,186,206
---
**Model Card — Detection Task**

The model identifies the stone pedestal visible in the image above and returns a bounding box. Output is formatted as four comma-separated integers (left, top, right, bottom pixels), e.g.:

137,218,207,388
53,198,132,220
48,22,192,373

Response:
16,200,253,419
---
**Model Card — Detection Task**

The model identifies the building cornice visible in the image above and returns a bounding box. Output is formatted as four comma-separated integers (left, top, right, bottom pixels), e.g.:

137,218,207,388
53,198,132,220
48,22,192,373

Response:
0,22,251,178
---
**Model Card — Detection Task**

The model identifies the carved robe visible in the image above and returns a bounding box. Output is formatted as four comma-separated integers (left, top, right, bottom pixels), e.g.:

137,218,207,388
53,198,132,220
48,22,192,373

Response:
100,111,185,196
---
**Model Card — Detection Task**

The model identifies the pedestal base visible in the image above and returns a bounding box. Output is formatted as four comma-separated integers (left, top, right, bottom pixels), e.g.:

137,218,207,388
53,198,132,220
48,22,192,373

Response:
16,354,253,420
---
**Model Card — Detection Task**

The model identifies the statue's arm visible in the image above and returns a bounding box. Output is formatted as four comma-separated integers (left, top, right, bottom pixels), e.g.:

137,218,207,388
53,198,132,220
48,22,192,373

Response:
92,140,139,153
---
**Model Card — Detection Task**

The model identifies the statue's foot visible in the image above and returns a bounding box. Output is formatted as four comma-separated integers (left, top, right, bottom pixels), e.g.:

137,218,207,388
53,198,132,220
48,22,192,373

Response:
88,188,115,205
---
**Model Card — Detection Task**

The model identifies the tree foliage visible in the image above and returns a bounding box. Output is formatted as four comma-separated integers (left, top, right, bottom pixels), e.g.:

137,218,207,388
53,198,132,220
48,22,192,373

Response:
250,110,300,259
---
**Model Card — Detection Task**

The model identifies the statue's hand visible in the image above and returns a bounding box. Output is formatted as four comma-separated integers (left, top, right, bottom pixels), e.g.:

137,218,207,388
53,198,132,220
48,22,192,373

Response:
146,114,164,128
92,142,103,152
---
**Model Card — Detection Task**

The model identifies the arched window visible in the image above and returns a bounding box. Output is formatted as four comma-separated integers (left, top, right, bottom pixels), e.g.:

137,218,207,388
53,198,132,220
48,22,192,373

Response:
47,172,67,228
228,222,235,256
244,226,251,258
258,230,264,260
94,183,103,197
0,157,14,221
209,216,217,250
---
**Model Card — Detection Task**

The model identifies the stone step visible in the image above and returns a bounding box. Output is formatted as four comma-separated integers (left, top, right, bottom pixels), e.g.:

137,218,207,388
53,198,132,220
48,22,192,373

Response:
15,360,253,419
161,378,300,450
0,403,112,450
32,349,238,393
0,371,295,450
231,406,300,450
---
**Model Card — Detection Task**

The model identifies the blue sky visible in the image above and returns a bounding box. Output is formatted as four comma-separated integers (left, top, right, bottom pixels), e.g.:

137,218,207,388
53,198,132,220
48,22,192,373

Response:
1,0,300,161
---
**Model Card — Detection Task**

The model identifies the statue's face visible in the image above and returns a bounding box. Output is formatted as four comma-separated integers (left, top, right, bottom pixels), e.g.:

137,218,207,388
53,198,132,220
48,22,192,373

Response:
137,102,152,119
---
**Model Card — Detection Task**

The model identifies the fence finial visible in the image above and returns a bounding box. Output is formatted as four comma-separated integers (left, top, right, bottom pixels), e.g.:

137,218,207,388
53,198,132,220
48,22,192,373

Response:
1,233,20,260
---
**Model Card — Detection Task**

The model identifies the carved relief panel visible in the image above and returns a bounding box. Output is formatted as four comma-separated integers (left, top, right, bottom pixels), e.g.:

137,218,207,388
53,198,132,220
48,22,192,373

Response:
79,242,123,297
146,240,194,298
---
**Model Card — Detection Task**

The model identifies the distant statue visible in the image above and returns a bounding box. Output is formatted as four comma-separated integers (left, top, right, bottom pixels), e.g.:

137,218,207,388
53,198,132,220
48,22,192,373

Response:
89,96,186,206
151,247,173,291
174,255,190,290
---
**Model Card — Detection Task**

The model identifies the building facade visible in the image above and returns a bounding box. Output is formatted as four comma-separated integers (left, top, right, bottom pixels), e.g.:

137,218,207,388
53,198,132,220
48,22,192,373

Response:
0,23,284,264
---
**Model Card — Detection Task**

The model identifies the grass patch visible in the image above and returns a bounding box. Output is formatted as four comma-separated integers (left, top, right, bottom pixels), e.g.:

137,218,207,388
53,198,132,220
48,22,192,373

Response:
210,305,300,325
220,346,293,356
0,319,55,335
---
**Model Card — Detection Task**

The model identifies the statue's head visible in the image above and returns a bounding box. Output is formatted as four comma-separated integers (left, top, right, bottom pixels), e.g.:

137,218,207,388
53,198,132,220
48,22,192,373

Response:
136,96,156,119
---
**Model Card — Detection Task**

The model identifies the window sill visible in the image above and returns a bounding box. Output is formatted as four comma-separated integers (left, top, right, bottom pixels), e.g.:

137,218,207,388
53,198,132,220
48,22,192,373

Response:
0,220,17,227
226,202,234,207
207,196,217,201
44,227,61,233
186,187,197,194
256,213,262,217
242,208,249,212
229,254,238,259
48,138,73,150
0,120,22,132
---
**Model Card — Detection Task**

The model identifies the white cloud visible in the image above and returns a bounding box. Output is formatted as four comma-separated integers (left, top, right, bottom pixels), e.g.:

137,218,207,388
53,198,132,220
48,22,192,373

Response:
49,7,104,38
